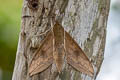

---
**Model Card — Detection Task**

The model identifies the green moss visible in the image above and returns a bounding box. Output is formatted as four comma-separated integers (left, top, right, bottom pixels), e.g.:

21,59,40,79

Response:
59,69,70,80
84,18,99,57
98,0,106,14
60,0,69,14
74,72,82,80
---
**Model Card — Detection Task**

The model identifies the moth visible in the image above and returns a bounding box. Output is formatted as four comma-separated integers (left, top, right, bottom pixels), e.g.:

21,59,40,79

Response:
29,21,94,77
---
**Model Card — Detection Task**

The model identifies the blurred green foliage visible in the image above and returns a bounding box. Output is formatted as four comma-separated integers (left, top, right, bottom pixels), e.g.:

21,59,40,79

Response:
0,0,22,80
112,3,120,12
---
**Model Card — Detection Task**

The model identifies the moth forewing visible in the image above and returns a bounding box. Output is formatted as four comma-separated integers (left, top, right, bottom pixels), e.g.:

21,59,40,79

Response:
65,30,94,77
29,30,54,76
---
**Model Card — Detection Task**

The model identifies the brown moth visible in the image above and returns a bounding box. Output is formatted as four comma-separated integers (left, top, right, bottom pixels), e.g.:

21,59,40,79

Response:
29,21,94,76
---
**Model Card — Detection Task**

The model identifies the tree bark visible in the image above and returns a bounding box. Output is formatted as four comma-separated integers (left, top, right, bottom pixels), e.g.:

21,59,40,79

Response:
12,0,110,80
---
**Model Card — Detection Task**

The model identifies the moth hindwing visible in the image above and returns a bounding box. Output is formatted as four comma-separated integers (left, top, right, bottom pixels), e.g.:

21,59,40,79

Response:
29,21,94,76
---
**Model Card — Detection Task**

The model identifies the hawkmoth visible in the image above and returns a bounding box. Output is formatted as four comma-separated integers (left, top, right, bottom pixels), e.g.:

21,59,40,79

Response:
29,21,94,77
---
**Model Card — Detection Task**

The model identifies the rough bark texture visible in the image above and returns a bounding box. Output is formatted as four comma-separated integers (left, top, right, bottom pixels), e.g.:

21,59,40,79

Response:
12,0,110,80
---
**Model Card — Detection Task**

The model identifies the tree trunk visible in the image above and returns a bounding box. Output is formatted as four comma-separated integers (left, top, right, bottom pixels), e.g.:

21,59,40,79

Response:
12,0,110,80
